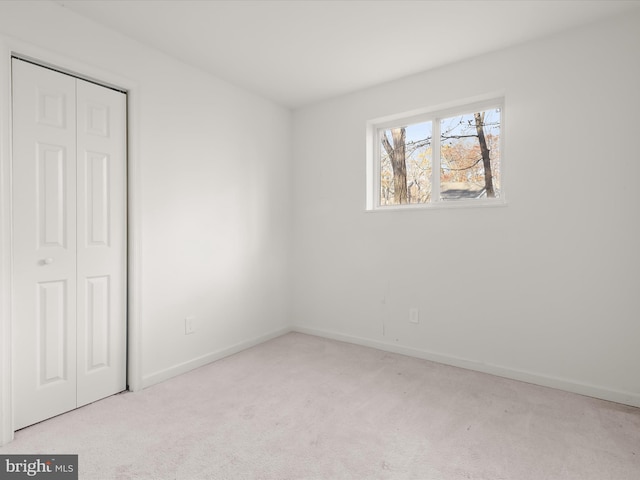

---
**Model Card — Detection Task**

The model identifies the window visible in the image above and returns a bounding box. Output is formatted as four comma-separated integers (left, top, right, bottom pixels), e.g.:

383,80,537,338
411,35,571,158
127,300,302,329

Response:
366,99,504,210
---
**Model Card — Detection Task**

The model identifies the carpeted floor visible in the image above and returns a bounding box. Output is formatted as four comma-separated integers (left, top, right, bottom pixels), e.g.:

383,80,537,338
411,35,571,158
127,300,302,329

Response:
1,332,639,479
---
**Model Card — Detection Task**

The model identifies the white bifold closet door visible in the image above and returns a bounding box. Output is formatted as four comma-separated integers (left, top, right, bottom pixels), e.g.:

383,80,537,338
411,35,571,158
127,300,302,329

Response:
12,58,126,429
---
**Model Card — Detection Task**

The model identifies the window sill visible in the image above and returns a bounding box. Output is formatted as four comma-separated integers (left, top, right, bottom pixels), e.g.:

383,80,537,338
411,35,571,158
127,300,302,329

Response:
366,198,507,212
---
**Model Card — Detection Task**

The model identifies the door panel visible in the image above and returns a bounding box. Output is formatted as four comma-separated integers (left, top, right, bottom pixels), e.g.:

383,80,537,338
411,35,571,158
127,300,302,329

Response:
85,152,110,246
37,280,69,384
75,78,126,408
85,276,110,371
37,144,68,248
12,60,77,430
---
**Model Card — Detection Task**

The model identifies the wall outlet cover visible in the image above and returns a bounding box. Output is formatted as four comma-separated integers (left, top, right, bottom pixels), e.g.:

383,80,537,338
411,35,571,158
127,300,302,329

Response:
185,316,196,334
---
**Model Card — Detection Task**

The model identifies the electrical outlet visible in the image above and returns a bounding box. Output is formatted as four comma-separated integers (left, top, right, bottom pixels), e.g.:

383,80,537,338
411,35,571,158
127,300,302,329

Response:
409,308,419,324
185,316,196,335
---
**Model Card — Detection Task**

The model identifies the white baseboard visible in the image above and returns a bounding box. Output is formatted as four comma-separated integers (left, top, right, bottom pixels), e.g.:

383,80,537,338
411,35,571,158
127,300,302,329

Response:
139,323,639,408
292,325,640,408
142,326,292,388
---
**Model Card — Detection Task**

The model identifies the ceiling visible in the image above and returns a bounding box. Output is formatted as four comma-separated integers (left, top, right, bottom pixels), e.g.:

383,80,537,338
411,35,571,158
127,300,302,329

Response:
54,0,640,108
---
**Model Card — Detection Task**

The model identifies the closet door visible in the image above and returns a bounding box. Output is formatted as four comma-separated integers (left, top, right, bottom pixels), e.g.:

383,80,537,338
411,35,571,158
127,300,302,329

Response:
12,59,126,429
12,60,78,429
75,78,127,407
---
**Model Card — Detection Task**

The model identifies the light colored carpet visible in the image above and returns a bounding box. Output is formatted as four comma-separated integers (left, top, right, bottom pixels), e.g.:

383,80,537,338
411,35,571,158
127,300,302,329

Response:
1,332,639,479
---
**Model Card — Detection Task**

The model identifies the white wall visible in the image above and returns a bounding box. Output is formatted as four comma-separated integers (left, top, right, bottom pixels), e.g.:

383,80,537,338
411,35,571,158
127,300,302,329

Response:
291,10,640,406
0,0,291,410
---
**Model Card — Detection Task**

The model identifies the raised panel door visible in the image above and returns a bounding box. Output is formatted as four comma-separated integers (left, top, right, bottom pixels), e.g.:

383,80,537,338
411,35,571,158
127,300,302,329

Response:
12,59,127,428
75,78,126,407
12,59,77,429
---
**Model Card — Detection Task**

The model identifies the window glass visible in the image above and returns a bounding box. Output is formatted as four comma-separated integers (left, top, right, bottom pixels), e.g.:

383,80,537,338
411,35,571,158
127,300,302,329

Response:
380,121,432,206
440,109,501,201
